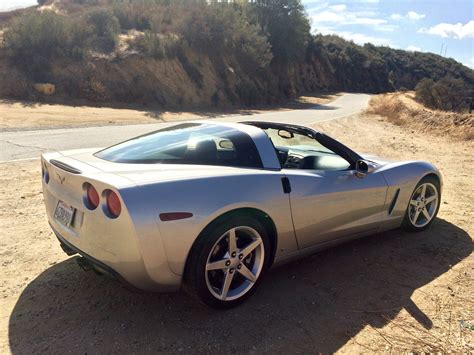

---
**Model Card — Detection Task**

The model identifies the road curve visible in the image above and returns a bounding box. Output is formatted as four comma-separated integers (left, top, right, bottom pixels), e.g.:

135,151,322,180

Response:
0,93,370,162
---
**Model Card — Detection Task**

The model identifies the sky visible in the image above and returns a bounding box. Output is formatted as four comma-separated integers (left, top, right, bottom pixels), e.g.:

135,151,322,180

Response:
303,0,474,68
1,0,473,68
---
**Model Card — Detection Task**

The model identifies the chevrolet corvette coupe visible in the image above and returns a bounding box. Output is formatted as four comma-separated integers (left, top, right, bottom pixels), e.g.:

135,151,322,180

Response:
42,121,442,308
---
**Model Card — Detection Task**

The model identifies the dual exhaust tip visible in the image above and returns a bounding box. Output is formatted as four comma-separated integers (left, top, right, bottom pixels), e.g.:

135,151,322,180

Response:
75,256,104,275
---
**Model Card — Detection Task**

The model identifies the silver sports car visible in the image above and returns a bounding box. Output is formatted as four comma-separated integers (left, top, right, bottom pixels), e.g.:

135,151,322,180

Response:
42,121,442,308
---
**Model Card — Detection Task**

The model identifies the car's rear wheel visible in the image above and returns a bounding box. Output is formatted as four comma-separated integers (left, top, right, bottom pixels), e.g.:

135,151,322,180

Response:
184,215,270,309
403,176,441,232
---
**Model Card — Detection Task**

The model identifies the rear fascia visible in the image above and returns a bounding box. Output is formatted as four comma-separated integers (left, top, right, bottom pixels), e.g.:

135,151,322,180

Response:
41,152,181,292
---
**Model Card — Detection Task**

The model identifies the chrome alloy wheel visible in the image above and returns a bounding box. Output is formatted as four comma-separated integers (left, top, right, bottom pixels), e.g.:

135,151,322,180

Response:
408,182,439,228
205,226,265,301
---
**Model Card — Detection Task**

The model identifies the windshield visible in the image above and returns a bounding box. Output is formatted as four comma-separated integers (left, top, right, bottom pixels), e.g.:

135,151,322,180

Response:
263,127,334,154
95,123,263,168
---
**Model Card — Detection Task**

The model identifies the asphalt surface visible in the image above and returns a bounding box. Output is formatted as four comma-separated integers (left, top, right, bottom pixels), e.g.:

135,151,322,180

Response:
0,93,370,162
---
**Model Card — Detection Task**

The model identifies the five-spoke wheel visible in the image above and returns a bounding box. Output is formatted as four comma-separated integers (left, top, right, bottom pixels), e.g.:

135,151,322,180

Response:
184,215,270,309
205,226,265,301
403,176,441,231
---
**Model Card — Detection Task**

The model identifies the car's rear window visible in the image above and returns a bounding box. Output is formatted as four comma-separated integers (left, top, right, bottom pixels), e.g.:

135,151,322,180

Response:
95,123,263,168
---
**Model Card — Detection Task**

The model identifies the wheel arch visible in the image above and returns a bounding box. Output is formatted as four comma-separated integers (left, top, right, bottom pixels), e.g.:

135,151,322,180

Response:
421,172,441,186
183,207,278,280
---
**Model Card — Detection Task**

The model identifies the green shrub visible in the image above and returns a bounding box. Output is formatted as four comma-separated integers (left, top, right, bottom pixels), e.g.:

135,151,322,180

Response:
0,68,30,99
113,4,151,31
87,9,120,53
129,31,180,59
3,11,87,81
416,76,469,112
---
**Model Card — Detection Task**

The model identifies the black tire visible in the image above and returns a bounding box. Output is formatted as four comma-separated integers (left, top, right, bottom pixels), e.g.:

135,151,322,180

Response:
402,176,441,232
184,215,271,309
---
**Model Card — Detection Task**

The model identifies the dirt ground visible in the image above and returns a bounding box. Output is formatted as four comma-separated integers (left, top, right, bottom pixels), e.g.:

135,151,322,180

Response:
0,111,473,353
0,93,339,131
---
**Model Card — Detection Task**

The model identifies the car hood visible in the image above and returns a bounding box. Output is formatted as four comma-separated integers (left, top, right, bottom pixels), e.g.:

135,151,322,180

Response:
360,154,395,166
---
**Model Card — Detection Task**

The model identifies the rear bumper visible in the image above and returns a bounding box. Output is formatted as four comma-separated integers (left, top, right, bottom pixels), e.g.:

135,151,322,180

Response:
52,225,142,292
48,220,182,293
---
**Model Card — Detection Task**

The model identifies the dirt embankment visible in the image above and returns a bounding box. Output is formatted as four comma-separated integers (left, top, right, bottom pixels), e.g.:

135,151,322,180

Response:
368,92,474,141
0,111,472,353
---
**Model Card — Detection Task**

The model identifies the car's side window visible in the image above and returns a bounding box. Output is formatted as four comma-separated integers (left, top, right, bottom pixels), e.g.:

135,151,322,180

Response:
263,128,351,171
95,123,263,168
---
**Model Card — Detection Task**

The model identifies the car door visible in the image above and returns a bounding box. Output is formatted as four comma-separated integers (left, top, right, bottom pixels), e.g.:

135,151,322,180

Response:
286,168,388,249
245,121,389,250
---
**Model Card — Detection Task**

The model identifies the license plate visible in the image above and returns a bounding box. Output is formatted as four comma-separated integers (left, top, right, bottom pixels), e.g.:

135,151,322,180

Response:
54,201,76,227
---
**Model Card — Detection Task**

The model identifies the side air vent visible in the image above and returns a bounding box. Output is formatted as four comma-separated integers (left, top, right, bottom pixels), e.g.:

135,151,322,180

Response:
50,159,82,174
388,188,400,215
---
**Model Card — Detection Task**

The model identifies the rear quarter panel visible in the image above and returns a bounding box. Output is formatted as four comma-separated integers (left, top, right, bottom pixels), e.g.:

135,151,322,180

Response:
128,170,297,276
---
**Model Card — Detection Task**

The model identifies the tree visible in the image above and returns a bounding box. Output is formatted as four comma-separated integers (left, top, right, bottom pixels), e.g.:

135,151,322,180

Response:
248,0,310,63
415,78,435,108
179,4,271,68
432,77,467,111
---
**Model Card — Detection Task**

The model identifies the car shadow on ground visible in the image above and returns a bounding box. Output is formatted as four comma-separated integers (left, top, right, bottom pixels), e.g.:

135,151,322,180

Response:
8,218,472,353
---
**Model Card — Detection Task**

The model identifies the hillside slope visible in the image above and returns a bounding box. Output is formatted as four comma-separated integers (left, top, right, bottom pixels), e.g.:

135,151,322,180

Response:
0,0,472,109
368,92,474,140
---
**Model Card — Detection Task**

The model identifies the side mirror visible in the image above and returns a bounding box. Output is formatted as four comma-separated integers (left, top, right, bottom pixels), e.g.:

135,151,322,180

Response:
278,129,294,139
355,159,376,178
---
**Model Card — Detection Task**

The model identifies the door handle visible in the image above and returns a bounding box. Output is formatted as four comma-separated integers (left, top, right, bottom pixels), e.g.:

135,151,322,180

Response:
281,177,291,194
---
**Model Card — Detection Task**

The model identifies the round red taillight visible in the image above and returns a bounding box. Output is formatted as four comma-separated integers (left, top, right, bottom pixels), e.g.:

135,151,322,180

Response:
106,190,121,218
86,184,100,210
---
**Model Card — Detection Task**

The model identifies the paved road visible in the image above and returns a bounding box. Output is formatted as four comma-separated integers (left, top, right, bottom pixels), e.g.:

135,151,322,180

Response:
0,93,370,162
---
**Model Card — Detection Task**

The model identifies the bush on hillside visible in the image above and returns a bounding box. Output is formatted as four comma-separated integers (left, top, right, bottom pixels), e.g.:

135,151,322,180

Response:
416,77,470,112
113,4,151,31
1,0,473,108
179,4,271,69
129,31,180,59
415,78,436,107
3,11,87,81
87,9,120,53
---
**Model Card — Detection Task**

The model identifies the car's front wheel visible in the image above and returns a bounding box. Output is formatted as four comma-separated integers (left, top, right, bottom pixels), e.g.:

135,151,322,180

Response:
403,176,441,231
184,216,270,309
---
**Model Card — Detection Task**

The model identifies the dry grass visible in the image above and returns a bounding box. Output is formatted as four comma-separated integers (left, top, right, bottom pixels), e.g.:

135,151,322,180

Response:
367,92,474,141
